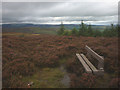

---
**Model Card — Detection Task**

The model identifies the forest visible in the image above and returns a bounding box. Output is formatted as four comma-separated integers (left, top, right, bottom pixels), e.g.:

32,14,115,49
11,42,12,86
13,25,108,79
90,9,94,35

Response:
58,21,119,37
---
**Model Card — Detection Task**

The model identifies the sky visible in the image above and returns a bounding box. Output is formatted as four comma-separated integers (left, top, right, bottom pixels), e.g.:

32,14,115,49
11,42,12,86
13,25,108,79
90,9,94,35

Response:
2,0,119,25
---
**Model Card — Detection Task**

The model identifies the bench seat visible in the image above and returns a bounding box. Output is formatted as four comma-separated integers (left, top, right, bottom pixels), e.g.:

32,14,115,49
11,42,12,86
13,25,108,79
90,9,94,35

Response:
76,53,92,74
76,53,99,75
80,54,98,74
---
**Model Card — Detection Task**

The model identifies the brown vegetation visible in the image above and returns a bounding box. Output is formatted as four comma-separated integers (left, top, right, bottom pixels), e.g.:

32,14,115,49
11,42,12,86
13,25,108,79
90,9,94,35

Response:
2,33,118,88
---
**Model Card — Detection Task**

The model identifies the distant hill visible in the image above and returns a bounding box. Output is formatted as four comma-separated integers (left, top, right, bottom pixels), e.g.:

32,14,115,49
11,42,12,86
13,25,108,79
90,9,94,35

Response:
2,24,110,35
2,24,110,30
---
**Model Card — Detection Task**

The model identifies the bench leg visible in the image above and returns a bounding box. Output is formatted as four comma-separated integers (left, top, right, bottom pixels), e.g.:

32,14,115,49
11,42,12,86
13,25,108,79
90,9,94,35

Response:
94,70,104,76
98,61,104,71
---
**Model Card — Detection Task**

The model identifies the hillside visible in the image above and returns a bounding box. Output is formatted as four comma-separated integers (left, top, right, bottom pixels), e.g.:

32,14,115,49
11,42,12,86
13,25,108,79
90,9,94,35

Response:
3,33,118,88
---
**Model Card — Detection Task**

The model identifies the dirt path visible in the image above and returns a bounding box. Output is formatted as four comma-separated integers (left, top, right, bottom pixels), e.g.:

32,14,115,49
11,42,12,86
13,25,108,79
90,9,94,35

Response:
59,64,71,88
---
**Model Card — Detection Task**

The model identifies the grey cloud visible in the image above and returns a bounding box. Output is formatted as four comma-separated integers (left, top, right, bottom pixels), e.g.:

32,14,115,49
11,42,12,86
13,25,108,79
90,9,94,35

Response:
2,2,118,25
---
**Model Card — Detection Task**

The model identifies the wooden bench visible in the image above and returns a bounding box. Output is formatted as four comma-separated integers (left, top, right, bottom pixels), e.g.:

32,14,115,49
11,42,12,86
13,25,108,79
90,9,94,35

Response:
76,45,104,75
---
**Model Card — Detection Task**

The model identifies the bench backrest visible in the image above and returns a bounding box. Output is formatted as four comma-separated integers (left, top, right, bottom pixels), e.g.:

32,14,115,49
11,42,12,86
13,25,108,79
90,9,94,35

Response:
85,45,104,70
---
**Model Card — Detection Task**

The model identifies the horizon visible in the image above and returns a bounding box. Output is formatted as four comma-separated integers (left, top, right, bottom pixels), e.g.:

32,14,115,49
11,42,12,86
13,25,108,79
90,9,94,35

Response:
0,23,111,26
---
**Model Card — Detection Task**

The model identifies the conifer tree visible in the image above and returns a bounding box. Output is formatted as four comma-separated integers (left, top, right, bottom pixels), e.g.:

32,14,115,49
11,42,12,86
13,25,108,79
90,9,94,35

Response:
88,24,93,36
58,21,65,35
72,27,77,35
79,20,87,36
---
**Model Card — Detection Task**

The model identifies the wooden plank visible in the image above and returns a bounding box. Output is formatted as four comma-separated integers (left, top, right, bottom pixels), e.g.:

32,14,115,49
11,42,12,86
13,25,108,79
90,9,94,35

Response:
76,53,92,73
85,45,104,70
80,54,98,74
85,45,104,62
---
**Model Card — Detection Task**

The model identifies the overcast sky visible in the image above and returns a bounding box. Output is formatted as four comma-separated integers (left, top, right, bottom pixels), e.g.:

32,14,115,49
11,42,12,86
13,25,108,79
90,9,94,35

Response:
2,1,119,25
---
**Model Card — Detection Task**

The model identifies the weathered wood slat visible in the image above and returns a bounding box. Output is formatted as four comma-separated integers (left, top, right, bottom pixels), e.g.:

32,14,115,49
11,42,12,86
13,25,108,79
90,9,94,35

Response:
80,54,98,74
76,53,92,73
85,45,104,62
85,45,104,70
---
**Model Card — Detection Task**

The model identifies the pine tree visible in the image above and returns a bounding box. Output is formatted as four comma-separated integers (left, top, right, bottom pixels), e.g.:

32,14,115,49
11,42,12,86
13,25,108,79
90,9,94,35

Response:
79,20,87,36
72,27,77,35
111,24,114,31
57,21,65,35
88,24,93,36
110,24,116,36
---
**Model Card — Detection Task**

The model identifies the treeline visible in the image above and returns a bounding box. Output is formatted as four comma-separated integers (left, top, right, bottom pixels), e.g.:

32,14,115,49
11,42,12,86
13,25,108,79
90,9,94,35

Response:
57,21,119,37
